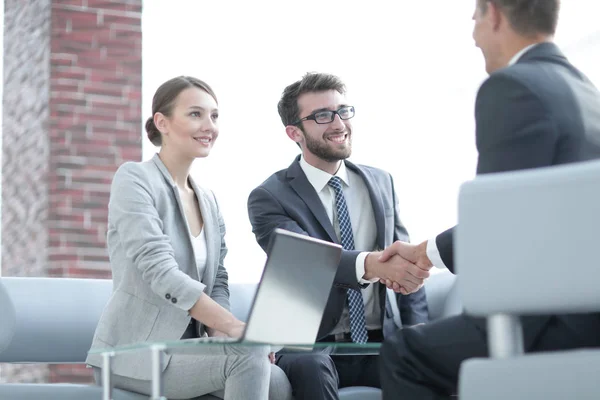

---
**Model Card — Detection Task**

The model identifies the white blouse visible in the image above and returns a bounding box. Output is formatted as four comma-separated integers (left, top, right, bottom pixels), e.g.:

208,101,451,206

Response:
190,228,208,281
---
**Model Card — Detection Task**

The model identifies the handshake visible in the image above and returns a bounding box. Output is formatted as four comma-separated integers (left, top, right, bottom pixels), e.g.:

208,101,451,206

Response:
364,241,433,295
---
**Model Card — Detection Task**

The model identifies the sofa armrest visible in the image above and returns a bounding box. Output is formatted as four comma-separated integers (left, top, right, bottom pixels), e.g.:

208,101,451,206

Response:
424,269,461,320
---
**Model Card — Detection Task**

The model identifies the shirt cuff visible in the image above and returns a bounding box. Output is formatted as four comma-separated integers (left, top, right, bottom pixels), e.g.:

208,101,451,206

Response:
356,251,378,284
426,238,447,269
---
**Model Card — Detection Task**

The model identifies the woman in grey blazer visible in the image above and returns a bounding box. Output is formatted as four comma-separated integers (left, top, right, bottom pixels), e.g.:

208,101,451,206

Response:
85,76,292,399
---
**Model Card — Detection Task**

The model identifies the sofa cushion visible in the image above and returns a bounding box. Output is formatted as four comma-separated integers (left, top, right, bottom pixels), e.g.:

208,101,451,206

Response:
229,283,257,322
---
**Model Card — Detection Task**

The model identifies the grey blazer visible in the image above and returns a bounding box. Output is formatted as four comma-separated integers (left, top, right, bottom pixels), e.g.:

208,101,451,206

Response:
86,154,230,380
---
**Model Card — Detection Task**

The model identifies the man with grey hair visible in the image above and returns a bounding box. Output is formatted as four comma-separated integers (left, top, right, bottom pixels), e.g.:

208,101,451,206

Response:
379,1,600,398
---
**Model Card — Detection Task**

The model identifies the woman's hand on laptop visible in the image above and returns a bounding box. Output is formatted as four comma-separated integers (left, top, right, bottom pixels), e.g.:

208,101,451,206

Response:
190,293,246,339
206,327,229,338
268,352,276,364
225,321,246,339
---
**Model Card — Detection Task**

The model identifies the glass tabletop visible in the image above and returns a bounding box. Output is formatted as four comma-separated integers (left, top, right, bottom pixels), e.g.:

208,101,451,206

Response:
89,338,382,357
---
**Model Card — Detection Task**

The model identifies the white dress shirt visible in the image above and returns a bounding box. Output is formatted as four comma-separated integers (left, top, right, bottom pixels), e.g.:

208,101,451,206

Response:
508,43,539,66
426,43,541,268
299,156,381,333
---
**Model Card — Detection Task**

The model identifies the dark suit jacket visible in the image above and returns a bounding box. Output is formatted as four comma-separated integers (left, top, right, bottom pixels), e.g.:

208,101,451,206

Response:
248,157,428,340
437,42,600,272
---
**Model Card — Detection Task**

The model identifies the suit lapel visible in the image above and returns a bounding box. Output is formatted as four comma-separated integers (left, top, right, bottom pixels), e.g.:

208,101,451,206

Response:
189,178,217,286
151,155,201,278
347,163,389,324
151,154,217,285
346,161,386,249
287,157,338,243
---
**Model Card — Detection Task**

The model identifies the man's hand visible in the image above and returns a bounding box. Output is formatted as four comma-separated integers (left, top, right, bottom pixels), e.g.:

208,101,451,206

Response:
379,240,432,269
377,241,433,294
364,250,430,295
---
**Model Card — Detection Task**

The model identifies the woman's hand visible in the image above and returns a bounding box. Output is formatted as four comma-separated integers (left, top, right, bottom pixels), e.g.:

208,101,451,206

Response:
212,323,276,364
224,321,246,339
189,293,246,339
207,327,229,337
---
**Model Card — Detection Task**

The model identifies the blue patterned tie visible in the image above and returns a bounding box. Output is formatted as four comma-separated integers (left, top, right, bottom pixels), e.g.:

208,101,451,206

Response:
328,176,369,344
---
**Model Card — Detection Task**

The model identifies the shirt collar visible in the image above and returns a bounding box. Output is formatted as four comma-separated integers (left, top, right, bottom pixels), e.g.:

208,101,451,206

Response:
299,155,350,193
508,43,539,66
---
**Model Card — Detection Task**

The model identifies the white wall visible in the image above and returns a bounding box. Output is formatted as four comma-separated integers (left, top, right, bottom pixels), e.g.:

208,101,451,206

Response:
141,1,600,282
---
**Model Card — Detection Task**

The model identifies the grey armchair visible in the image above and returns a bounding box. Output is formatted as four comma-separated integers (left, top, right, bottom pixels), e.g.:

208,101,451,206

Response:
456,160,600,399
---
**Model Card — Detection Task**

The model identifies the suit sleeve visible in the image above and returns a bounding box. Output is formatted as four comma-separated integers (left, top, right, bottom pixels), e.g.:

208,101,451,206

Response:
389,174,429,325
475,73,558,174
209,191,230,311
248,186,362,290
435,227,455,273
109,163,205,311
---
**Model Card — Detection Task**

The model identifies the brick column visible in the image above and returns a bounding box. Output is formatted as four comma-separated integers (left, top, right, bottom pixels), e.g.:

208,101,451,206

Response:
48,0,142,280
2,0,142,384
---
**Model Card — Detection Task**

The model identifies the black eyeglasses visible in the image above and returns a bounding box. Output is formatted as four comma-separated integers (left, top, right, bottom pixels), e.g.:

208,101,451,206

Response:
292,106,355,125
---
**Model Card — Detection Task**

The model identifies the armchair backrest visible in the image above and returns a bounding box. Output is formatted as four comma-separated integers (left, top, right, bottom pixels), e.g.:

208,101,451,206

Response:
456,160,600,317
456,160,600,399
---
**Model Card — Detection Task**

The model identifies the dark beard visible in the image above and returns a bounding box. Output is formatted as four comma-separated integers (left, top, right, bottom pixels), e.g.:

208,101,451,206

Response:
300,128,352,162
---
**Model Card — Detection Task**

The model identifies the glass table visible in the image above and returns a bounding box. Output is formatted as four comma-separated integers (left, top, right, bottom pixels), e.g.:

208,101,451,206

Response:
89,339,382,400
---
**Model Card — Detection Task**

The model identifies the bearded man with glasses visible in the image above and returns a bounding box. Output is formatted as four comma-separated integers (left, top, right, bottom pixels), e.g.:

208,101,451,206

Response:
247,72,429,400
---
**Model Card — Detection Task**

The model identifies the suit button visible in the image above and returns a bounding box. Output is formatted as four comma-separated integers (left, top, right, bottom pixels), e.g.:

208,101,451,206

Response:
171,297,177,304
165,293,171,300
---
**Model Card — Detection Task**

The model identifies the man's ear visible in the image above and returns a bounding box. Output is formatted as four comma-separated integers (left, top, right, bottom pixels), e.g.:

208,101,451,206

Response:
285,125,303,144
154,112,169,135
488,1,503,31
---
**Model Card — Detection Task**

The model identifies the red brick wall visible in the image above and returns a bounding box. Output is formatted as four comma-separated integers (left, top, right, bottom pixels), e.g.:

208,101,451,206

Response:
49,0,142,281
2,0,142,384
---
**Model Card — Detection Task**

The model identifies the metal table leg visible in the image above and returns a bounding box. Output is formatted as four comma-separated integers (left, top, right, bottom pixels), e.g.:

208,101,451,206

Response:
101,351,114,400
487,314,524,358
150,344,167,400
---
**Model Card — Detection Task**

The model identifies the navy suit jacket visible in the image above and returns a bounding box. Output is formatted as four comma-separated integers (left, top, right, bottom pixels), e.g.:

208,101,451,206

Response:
437,42,600,272
248,156,428,340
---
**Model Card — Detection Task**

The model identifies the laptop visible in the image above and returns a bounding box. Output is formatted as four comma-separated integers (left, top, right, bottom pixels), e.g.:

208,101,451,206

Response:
199,228,341,346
